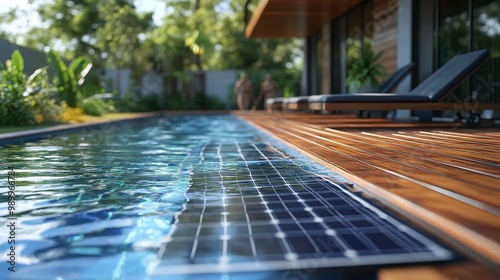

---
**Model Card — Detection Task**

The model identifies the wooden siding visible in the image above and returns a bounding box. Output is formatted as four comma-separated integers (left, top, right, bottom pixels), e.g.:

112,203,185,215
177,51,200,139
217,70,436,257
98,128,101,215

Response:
246,0,363,38
372,0,399,84
321,23,332,94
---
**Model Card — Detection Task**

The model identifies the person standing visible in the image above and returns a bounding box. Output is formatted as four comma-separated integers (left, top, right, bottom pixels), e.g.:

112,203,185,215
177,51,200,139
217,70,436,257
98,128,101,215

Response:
234,72,253,110
253,73,280,110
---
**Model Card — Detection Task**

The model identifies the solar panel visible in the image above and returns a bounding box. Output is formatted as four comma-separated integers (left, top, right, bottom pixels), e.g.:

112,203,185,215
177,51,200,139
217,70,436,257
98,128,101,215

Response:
150,141,452,276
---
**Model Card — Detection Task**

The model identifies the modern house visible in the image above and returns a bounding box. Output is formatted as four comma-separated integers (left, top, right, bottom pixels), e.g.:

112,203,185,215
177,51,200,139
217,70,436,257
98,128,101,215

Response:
246,0,499,117
242,0,500,277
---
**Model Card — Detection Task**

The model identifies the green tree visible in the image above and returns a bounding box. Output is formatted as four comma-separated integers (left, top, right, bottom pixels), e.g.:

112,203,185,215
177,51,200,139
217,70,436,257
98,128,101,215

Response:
18,0,301,108
147,2,190,100
0,50,34,125
26,0,103,63
151,0,301,71
47,49,93,107
25,0,152,74
0,8,17,40
96,0,153,94
208,0,301,70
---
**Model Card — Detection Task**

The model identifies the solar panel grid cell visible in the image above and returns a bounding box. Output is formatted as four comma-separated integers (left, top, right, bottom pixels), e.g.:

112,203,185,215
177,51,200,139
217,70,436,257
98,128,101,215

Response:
153,140,452,275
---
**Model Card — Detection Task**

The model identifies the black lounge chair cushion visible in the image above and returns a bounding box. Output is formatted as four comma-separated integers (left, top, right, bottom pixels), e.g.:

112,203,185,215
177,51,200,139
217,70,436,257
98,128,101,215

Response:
309,49,490,104
411,49,489,101
266,97,284,105
284,96,309,104
308,94,430,104
282,62,415,107
377,62,415,93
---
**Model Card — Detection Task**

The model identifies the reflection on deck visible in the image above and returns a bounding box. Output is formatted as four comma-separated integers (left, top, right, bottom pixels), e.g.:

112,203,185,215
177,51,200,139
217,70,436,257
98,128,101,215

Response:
238,111,500,279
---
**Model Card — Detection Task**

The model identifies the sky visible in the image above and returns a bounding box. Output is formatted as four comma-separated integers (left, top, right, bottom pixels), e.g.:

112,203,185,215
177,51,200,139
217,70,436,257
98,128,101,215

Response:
0,0,167,41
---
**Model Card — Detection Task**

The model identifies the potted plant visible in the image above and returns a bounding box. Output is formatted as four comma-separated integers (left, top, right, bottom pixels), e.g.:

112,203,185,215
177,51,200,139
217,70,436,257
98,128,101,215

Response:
346,42,385,93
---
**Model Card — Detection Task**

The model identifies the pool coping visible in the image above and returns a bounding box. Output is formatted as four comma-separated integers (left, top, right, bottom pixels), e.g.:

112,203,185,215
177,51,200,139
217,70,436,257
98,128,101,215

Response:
0,110,231,146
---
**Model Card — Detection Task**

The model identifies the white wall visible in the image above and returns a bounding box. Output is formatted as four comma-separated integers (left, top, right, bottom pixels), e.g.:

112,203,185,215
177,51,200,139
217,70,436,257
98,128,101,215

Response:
396,0,413,94
139,72,163,96
205,70,240,108
104,69,131,96
396,0,413,119
103,69,243,108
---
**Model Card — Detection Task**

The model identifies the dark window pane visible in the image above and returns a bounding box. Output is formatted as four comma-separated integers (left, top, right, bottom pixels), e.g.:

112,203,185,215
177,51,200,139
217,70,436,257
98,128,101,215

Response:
438,0,470,66
346,5,364,92
472,0,500,103
316,33,324,94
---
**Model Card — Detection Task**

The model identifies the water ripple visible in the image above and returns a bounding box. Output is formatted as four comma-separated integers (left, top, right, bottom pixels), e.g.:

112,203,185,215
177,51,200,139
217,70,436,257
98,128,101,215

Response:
0,115,259,278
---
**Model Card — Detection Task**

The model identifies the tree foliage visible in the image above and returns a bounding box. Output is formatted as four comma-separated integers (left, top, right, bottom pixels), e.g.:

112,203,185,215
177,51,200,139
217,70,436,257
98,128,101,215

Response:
95,0,153,69
25,0,152,71
48,50,93,107
12,0,301,99
0,8,18,40
207,0,301,70
0,50,33,125
153,0,301,71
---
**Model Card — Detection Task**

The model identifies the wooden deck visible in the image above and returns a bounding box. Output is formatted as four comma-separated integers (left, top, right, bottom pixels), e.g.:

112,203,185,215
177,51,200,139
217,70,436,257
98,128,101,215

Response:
236,111,500,279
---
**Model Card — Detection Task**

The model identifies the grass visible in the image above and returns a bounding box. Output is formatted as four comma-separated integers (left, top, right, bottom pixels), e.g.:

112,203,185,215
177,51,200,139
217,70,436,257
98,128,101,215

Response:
0,113,144,135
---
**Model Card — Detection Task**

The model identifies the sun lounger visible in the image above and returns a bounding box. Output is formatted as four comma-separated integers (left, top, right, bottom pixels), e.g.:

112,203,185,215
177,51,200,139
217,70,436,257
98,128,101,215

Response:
265,97,284,111
308,50,499,126
282,62,415,111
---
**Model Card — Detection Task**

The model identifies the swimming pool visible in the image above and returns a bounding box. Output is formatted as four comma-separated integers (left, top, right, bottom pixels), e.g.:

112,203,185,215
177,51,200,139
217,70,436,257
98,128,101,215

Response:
1,115,452,279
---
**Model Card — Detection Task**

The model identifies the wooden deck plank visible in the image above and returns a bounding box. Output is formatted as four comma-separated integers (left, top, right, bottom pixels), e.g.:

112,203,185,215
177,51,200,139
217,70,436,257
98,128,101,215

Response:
327,131,500,178
277,119,500,181
325,130,500,178
379,262,500,280
263,123,500,264
236,112,500,273
387,133,500,157
352,131,500,166
278,121,500,209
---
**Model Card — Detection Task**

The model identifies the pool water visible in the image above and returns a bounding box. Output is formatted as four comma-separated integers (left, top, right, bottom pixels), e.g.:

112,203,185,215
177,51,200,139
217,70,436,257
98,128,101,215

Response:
0,115,451,279
0,116,250,278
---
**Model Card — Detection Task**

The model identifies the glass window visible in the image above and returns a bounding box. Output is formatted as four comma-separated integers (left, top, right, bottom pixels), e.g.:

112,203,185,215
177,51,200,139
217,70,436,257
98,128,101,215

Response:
437,0,469,66
346,6,363,92
316,33,323,94
437,0,499,104
363,0,375,44
345,1,379,92
472,0,499,103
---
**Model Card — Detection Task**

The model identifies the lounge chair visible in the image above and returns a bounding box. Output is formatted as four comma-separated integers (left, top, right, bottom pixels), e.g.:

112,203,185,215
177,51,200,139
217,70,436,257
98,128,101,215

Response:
282,62,416,111
265,97,284,112
308,49,499,126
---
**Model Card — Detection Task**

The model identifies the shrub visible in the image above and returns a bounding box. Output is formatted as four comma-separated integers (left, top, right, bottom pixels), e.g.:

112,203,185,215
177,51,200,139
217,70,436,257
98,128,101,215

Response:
163,92,225,110
114,92,162,112
205,95,225,110
30,92,66,124
79,71,104,99
113,93,138,112
61,107,87,123
346,40,385,93
136,94,161,112
0,51,34,125
1,49,98,126
164,93,184,110
47,49,93,107
25,66,65,124
192,92,225,110
82,98,115,116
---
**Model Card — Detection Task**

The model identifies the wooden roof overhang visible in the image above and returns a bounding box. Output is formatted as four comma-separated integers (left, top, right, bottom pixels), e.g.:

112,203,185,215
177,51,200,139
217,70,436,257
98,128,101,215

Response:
245,0,363,38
